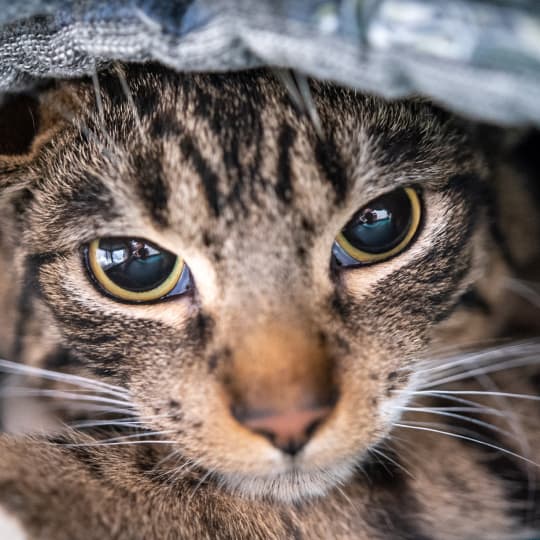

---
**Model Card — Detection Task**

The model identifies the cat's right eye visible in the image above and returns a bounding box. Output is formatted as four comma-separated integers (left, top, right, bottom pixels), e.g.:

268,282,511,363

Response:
85,238,191,303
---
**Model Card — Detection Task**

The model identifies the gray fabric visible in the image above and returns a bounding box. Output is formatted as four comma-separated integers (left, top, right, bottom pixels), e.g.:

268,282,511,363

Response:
0,0,539,126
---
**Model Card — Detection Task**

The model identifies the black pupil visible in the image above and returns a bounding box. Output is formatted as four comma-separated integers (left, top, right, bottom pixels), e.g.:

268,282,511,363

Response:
342,189,413,254
95,239,176,292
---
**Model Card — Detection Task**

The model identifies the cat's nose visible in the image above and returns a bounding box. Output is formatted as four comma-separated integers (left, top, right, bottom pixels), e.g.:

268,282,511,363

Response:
234,405,333,456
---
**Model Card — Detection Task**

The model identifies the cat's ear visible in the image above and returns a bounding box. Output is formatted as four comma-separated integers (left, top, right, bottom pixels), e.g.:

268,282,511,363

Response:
0,93,42,200
0,93,42,158
0,87,73,200
0,84,75,162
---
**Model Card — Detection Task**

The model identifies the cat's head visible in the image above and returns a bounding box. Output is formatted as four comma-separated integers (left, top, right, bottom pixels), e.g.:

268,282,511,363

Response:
0,65,528,501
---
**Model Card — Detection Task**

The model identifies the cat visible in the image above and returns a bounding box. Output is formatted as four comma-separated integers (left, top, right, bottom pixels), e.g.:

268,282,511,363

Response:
0,63,539,539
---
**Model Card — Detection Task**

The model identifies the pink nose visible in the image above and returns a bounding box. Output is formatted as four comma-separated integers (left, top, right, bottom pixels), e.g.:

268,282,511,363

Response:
236,406,332,456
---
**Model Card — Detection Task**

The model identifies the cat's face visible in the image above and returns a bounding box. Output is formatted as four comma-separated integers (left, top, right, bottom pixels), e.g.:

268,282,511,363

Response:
0,66,511,501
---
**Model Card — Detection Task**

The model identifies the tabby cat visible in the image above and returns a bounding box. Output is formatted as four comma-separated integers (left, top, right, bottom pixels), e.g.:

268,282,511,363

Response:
0,64,539,539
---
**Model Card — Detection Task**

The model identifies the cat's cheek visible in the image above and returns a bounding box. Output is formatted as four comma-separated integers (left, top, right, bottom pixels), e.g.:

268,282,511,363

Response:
0,506,28,540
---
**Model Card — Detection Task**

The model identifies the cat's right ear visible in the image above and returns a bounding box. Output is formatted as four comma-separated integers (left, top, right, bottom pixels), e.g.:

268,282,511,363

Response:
0,93,44,200
0,93,40,157
0,83,75,162
0,87,71,197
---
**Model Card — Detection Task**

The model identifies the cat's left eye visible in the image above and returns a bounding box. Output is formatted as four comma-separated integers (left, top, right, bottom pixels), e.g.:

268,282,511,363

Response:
332,187,422,267
85,238,191,303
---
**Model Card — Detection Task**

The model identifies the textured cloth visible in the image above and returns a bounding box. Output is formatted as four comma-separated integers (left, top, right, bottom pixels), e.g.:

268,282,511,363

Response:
0,0,540,126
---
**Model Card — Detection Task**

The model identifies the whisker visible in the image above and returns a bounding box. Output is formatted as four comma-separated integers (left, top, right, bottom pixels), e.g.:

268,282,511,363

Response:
396,390,502,411
62,405,141,417
473,371,533,471
68,417,165,430
333,485,356,511
505,278,540,310
91,67,112,147
393,422,539,467
51,87,120,162
84,430,176,445
188,468,215,501
397,407,514,439
404,406,507,416
0,358,130,397
411,337,509,368
1,387,136,409
410,390,540,402
158,456,203,483
418,355,540,389
69,414,170,429
273,69,304,111
150,449,183,474
293,71,322,137
113,62,145,140
61,440,177,448
70,421,147,430
415,340,540,378
368,446,415,479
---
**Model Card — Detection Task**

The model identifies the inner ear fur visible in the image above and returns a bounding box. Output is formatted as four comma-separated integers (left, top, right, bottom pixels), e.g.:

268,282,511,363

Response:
0,93,40,156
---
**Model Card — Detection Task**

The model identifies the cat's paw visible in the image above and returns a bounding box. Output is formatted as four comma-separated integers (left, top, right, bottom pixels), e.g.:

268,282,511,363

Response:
0,505,28,540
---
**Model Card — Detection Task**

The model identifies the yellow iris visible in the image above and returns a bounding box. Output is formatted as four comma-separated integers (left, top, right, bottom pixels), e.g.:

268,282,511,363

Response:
336,187,421,264
88,239,184,302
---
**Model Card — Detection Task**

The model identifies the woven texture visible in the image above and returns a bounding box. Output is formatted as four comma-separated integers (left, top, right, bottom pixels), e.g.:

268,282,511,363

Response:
1,0,539,126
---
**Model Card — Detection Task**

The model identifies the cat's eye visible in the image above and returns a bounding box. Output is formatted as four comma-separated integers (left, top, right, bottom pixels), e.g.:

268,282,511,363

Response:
333,187,421,266
85,238,191,303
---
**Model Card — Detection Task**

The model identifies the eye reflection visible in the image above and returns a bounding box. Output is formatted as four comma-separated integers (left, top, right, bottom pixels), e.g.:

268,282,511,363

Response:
333,187,421,266
86,238,191,303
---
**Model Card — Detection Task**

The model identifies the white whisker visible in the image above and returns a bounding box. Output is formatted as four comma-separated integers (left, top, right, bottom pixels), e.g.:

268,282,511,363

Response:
64,405,141,417
61,440,176,448
85,430,176,445
394,423,539,467
368,446,415,479
1,387,135,409
404,406,507,416
150,449,182,474
396,389,495,410
69,414,169,430
113,62,145,140
397,407,514,438
415,340,540,378
505,278,540,309
418,355,540,389
410,390,540,402
293,72,322,137
0,358,130,397
188,468,215,501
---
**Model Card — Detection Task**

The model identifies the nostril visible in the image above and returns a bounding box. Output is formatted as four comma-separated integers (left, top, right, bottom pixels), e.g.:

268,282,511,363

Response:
251,428,277,447
304,417,324,439
253,427,308,456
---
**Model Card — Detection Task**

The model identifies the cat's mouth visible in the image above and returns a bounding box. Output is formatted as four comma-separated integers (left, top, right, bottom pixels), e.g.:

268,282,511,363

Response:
153,398,394,503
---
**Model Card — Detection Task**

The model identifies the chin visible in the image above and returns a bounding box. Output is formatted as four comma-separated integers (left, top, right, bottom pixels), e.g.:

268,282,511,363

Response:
218,459,357,503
